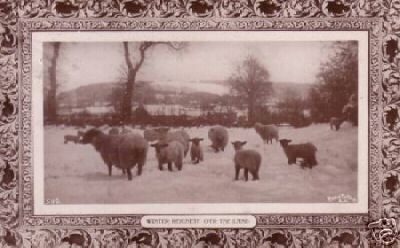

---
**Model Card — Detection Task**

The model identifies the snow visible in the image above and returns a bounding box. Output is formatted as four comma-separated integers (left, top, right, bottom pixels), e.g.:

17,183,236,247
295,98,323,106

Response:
44,123,357,204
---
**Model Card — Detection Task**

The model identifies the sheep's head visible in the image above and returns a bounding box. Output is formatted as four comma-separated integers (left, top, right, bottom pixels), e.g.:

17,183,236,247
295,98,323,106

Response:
231,141,247,151
189,138,203,146
279,139,292,148
150,142,168,154
80,128,102,144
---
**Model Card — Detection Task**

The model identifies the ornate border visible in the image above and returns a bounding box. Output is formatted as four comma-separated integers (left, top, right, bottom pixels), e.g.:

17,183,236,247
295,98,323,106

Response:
19,18,380,228
0,0,398,246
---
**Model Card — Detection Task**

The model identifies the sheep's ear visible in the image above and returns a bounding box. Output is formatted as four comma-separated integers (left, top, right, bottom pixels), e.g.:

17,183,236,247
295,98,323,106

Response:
150,143,158,147
241,141,247,145
160,143,168,148
287,139,292,143
199,138,204,141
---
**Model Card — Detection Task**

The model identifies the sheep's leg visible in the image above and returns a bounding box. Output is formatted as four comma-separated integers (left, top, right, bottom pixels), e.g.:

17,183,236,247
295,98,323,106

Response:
167,162,173,171
107,163,112,176
122,169,126,175
244,169,249,181
234,165,240,180
127,168,132,181
176,160,183,171
158,162,164,171
253,171,259,180
137,163,143,176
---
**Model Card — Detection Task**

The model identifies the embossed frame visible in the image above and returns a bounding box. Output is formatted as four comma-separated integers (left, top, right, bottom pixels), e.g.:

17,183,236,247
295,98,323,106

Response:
1,0,399,247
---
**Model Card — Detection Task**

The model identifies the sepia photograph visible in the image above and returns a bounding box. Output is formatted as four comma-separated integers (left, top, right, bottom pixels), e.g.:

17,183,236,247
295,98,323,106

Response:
32,31,368,214
2,1,392,245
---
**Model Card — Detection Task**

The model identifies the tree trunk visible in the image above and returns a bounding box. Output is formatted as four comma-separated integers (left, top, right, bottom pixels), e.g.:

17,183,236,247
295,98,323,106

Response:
48,42,60,123
248,100,255,124
121,69,136,124
121,42,136,124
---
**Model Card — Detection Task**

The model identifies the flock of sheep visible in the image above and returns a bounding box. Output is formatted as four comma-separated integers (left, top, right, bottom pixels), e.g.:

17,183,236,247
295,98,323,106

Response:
63,123,319,181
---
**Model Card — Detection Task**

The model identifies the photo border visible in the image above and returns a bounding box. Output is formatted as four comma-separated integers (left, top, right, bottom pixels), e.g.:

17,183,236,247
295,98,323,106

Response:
0,0,397,246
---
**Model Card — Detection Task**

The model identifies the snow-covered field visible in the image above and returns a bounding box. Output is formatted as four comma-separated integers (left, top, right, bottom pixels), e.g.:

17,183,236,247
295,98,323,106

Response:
44,123,358,204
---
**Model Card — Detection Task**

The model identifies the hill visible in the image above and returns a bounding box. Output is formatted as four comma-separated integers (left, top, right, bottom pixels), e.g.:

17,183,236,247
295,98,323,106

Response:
57,81,313,107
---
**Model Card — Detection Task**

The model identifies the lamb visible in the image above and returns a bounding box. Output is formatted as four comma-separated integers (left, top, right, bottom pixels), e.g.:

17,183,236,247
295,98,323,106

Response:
151,140,184,171
81,128,148,180
279,139,318,169
231,141,262,181
254,122,279,145
189,138,204,164
329,116,345,131
208,125,229,152
64,135,80,144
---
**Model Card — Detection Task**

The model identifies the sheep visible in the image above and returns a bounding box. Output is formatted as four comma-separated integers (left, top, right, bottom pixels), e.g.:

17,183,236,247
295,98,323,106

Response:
279,139,318,169
81,128,148,180
231,141,262,181
329,116,345,131
151,140,184,171
77,130,85,138
64,135,80,144
189,138,204,164
208,125,229,152
164,130,190,157
254,122,279,145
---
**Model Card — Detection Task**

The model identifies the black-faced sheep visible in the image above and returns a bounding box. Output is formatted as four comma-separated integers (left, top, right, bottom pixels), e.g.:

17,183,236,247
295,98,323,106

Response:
231,141,262,181
81,128,148,180
254,123,279,144
208,125,229,152
151,140,184,171
189,138,204,164
279,139,317,169
64,135,80,144
329,116,345,131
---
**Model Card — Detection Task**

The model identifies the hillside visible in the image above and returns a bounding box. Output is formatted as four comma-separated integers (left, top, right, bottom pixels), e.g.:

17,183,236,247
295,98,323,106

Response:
57,81,313,107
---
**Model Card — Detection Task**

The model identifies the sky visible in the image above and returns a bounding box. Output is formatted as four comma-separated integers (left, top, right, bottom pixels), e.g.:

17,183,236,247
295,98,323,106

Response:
44,41,333,94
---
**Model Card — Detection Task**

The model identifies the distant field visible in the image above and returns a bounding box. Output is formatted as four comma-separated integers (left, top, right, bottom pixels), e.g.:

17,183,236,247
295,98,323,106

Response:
44,123,358,204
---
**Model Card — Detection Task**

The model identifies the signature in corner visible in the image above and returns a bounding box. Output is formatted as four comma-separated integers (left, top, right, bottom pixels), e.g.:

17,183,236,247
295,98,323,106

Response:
327,194,357,203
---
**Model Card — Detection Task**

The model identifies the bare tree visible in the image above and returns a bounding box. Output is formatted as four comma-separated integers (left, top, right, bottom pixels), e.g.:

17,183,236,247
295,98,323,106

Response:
47,42,61,123
228,55,273,124
120,41,186,123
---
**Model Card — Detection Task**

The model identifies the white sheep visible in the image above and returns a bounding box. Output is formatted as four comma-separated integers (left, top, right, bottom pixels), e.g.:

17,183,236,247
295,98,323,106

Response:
208,125,229,152
165,130,190,157
254,123,279,145
231,141,262,181
279,139,317,169
189,138,204,164
151,140,184,171
81,129,148,180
